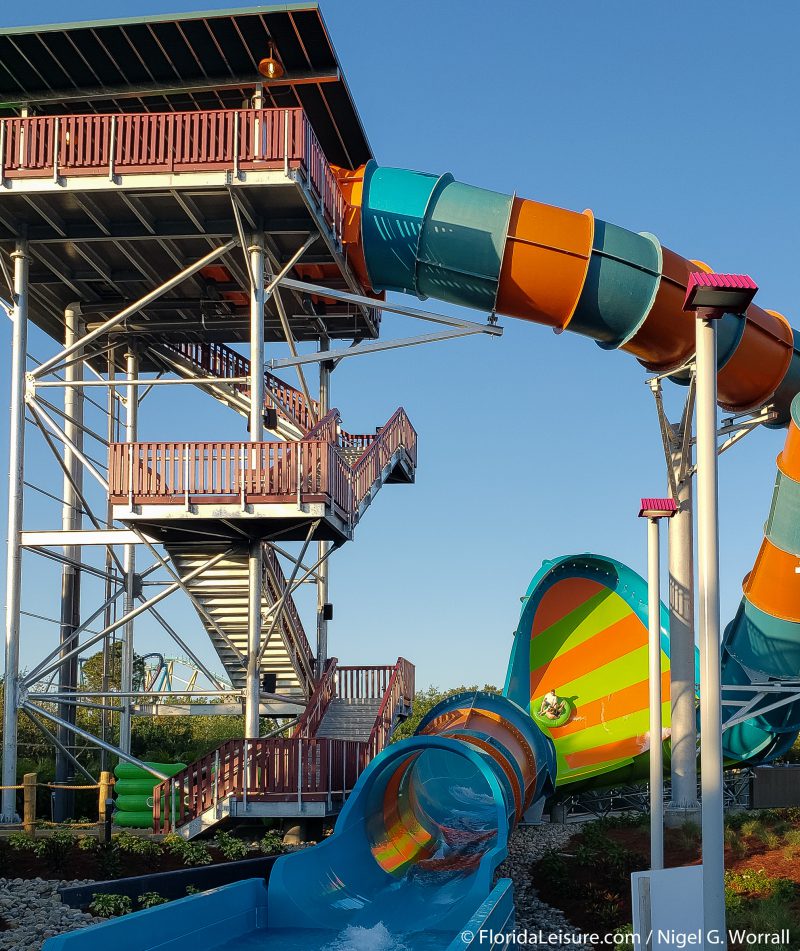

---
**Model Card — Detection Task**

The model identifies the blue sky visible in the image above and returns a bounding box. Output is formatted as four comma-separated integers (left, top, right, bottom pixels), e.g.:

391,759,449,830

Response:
2,0,800,691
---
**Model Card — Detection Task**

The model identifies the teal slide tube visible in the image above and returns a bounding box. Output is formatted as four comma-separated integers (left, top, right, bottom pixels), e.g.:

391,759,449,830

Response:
361,164,512,311
569,222,660,348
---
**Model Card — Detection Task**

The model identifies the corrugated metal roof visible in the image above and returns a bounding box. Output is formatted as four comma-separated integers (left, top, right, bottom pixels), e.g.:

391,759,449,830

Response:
0,4,371,169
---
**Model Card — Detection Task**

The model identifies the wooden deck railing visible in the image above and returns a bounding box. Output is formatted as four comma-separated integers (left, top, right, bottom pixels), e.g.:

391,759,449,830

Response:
108,407,416,526
152,734,366,833
108,438,353,516
0,106,344,240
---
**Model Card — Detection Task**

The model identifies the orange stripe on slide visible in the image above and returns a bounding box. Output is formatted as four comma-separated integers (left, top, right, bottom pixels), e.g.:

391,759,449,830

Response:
496,198,593,329
565,734,648,770
744,537,800,622
717,305,792,412
779,421,800,482
530,577,604,638
550,669,671,738
622,251,711,372
530,611,646,691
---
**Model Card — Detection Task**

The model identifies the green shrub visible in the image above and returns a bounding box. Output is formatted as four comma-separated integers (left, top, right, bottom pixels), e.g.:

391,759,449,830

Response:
113,830,161,858
89,893,132,918
40,829,77,870
163,833,211,866
138,891,168,909
8,831,41,853
214,831,249,861
258,831,284,855
96,842,123,879
78,836,100,852
535,849,569,889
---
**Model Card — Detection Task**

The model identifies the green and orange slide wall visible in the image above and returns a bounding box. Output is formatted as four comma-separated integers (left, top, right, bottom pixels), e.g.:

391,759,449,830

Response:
334,160,800,789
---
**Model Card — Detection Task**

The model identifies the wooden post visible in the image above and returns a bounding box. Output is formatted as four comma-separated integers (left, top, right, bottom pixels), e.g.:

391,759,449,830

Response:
98,770,112,841
22,772,37,834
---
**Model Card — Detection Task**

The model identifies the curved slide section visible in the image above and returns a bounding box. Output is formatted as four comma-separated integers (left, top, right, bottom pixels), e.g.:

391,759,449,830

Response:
267,691,554,940
504,554,675,791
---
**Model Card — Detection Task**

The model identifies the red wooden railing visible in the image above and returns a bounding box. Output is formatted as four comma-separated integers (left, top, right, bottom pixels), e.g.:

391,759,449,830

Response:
161,341,320,435
152,734,366,833
108,408,416,527
293,657,338,739
350,408,418,510
364,657,415,761
152,656,415,833
0,107,344,240
108,438,353,516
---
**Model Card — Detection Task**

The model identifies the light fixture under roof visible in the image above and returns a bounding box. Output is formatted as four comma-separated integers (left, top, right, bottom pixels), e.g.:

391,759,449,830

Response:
258,44,284,81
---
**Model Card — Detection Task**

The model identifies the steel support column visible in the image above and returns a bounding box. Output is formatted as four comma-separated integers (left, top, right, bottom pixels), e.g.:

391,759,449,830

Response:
1,241,29,822
119,345,138,754
647,516,664,870
316,337,331,678
245,235,265,738
54,303,84,821
696,315,726,949
667,464,700,823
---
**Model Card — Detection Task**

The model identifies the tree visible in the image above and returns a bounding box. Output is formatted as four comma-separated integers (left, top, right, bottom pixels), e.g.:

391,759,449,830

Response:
391,683,499,742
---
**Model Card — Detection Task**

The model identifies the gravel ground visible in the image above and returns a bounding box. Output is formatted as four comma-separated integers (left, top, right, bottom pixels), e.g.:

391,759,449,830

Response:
0,878,102,951
497,822,595,948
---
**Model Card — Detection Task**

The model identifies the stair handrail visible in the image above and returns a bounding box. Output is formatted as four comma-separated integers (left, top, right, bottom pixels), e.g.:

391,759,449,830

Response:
364,657,416,762
349,407,417,510
292,657,338,738
263,544,315,690
161,340,319,434
302,407,341,444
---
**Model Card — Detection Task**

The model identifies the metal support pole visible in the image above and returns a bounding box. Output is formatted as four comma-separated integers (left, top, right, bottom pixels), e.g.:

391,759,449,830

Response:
1,241,29,822
54,303,84,821
696,314,726,950
249,236,265,441
246,542,263,739
667,468,700,823
119,345,138,755
648,516,664,870
245,234,265,738
316,339,331,678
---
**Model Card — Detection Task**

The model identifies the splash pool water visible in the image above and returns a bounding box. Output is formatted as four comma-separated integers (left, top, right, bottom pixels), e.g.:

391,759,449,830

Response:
217,923,451,950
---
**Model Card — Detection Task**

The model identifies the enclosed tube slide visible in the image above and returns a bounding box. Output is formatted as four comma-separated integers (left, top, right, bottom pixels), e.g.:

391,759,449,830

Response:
267,691,554,939
334,161,800,769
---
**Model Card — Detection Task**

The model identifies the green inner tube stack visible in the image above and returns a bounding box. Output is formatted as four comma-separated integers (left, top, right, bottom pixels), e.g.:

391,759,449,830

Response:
113,761,185,828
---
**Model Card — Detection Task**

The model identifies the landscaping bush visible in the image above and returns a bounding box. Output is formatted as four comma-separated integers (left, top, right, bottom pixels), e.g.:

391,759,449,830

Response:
258,830,284,855
213,831,250,861
138,891,168,909
89,893,132,918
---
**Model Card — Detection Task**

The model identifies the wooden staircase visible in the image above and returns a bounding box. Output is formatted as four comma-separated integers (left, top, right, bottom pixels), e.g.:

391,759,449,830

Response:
153,658,414,836
164,542,315,700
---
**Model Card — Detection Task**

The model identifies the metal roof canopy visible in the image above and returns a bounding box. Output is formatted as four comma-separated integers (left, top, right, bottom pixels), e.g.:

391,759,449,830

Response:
0,3,372,169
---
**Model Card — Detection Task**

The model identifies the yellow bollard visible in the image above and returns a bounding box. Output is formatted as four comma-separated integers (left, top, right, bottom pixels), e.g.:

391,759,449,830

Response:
22,773,37,835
